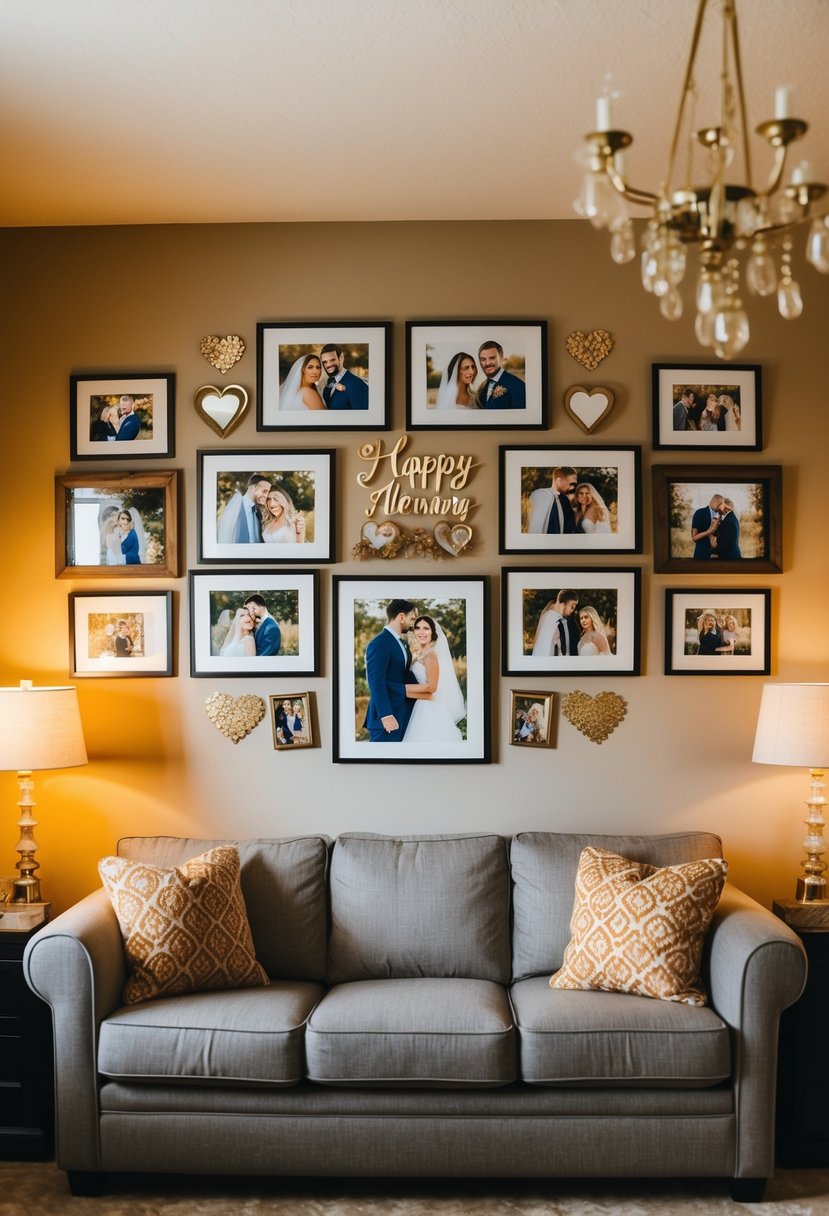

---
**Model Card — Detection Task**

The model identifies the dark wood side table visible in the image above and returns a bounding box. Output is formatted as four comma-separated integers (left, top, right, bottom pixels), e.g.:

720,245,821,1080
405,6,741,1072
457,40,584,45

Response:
0,925,54,1160
773,898,829,1168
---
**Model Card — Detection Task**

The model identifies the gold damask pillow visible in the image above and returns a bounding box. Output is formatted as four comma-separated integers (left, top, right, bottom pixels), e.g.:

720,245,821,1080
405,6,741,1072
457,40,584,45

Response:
549,847,728,1006
99,846,269,1005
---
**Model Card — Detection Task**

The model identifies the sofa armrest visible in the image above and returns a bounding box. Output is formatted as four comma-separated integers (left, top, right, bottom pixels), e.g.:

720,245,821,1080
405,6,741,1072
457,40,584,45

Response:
23,888,126,1173
706,882,807,1180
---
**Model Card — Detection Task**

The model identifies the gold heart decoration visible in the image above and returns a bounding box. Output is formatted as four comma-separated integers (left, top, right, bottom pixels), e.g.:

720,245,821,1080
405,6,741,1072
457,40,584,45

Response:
565,329,614,371
433,521,473,556
204,692,265,745
562,691,627,744
194,384,250,438
362,520,402,551
563,385,615,434
200,334,246,374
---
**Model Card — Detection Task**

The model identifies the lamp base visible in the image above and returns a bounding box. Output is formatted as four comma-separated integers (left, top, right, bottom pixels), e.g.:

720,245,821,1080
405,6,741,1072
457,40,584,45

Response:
796,874,827,903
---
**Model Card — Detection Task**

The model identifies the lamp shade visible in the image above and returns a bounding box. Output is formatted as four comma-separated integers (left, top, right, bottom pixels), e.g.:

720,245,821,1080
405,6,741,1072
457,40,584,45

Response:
0,682,87,771
752,683,829,768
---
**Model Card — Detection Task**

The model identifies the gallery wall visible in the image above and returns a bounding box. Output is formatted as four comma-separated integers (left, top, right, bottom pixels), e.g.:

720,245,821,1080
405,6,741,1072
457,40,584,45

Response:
1,219,828,914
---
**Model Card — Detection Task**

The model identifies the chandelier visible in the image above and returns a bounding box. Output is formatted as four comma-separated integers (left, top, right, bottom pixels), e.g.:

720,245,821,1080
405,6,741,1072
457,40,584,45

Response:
574,0,829,360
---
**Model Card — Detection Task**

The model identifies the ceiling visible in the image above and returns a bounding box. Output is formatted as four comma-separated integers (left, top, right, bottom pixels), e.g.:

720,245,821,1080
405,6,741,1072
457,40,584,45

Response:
1,0,827,227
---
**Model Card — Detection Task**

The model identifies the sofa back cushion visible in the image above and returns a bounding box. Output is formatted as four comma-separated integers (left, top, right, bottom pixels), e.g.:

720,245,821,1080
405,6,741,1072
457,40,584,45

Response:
117,836,330,982
327,833,511,984
510,830,723,981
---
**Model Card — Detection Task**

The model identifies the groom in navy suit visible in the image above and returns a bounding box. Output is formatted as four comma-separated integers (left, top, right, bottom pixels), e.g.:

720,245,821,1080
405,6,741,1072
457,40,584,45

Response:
477,340,526,410
320,344,369,410
363,599,418,742
243,594,281,656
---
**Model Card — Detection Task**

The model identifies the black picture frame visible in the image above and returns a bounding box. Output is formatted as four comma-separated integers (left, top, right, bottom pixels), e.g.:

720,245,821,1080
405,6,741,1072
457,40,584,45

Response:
664,588,771,675
69,591,174,677
70,372,175,460
652,362,762,451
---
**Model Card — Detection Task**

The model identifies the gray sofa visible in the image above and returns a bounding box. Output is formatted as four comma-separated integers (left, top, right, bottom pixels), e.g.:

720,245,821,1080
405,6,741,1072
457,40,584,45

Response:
23,830,807,1202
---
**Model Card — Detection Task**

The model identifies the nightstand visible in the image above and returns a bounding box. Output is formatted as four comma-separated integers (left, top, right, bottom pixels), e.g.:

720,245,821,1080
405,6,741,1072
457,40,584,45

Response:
0,924,54,1160
773,898,829,1168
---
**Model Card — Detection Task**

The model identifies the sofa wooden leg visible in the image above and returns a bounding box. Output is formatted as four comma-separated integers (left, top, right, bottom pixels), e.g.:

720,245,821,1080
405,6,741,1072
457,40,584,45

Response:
67,1170,106,1197
730,1177,768,1203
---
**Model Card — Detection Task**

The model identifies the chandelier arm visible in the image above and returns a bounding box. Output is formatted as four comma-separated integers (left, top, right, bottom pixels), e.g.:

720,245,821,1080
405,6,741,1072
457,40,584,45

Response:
753,209,826,241
728,0,753,190
605,166,659,206
760,143,790,197
666,0,710,192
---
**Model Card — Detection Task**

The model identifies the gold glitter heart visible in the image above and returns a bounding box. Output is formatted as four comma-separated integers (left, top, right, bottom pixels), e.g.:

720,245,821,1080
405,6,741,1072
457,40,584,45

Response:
199,334,246,374
204,692,265,744
565,329,614,371
562,690,627,744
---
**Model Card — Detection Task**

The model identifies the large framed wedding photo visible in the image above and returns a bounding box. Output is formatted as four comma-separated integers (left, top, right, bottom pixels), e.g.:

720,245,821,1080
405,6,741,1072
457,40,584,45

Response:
333,575,489,764
406,321,547,429
55,471,179,578
69,591,173,677
664,588,771,676
70,372,175,460
652,363,761,451
652,464,782,574
197,449,334,563
500,445,642,554
502,567,641,676
257,322,391,430
188,570,320,677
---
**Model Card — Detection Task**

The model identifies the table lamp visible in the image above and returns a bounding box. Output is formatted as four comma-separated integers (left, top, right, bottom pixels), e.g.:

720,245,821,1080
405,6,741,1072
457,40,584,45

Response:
753,682,829,902
0,680,87,904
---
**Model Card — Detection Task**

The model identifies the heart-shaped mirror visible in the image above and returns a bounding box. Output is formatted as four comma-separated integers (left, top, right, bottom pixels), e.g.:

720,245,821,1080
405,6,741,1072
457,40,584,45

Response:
194,384,250,438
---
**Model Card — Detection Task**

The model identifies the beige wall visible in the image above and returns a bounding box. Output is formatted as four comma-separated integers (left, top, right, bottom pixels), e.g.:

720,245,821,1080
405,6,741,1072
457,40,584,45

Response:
1,220,827,914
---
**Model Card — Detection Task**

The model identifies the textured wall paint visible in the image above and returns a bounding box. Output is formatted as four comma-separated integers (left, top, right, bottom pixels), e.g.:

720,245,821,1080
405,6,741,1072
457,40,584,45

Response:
1,220,827,914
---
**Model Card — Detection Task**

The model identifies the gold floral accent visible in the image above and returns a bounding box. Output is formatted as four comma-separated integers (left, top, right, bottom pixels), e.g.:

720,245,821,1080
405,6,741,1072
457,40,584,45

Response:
562,690,627,743
352,521,475,561
204,692,265,743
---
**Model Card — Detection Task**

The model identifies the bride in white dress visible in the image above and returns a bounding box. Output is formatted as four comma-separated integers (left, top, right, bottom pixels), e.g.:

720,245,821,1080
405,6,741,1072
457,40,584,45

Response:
576,606,612,656
278,354,325,411
435,352,479,410
220,606,257,657
102,506,147,565
261,488,306,544
574,483,611,534
403,615,466,743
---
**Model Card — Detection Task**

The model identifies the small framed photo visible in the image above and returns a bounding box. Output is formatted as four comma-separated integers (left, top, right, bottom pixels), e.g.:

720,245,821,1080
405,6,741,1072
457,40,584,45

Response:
500,445,641,554
510,691,554,748
407,321,547,429
197,449,334,564
333,575,489,764
189,571,320,677
652,363,761,450
502,567,641,676
55,471,179,577
256,322,390,430
664,589,771,676
70,373,175,460
270,692,314,750
652,464,782,573
69,591,173,677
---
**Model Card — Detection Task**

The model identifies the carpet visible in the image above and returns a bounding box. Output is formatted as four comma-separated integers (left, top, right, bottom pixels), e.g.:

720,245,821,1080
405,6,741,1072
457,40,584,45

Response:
2,1165,829,1216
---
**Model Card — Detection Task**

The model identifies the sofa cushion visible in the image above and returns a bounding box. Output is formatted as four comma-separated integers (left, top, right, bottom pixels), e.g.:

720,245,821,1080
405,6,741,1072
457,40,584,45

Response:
550,848,728,1006
327,833,511,984
99,846,269,1004
510,831,723,981
117,835,330,981
305,978,516,1088
98,982,324,1087
511,977,730,1087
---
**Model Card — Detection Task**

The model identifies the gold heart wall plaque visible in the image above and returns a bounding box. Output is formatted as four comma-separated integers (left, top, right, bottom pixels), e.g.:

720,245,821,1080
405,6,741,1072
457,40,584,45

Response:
565,329,614,371
194,384,250,438
433,521,473,556
563,385,615,434
200,334,246,374
204,692,265,744
562,691,627,744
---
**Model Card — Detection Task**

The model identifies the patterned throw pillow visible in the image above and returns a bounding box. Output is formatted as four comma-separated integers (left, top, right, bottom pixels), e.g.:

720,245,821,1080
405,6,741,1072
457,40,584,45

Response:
99,845,269,1005
549,847,728,1006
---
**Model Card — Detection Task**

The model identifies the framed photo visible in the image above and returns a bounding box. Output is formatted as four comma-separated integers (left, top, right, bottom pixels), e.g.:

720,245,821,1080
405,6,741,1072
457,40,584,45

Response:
500,445,641,554
70,373,175,460
333,575,489,764
510,691,555,748
188,571,320,677
270,692,314,750
407,321,547,429
197,449,334,564
69,591,173,677
652,363,761,451
502,567,641,676
55,471,179,578
652,465,782,573
664,588,771,676
257,322,390,430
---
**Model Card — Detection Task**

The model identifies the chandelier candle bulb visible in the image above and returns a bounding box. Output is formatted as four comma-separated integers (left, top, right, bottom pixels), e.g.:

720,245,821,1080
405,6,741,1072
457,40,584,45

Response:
774,86,792,120
595,96,612,131
791,161,815,185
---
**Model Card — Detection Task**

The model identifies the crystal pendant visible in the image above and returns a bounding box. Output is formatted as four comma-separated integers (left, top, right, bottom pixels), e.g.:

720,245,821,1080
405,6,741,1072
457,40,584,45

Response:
695,309,715,347
659,287,683,320
806,217,829,274
778,278,804,319
641,249,657,292
713,300,750,359
610,219,636,265
696,269,721,314
746,243,778,297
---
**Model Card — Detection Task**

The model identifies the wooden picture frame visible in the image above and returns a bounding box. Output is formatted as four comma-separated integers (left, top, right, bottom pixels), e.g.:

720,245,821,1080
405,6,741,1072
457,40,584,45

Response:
270,692,314,750
509,691,555,747
55,471,179,578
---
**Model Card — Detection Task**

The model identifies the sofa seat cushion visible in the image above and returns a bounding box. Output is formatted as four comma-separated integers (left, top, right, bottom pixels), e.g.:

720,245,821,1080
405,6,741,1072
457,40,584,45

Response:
98,981,324,1088
511,977,730,1088
305,978,516,1088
